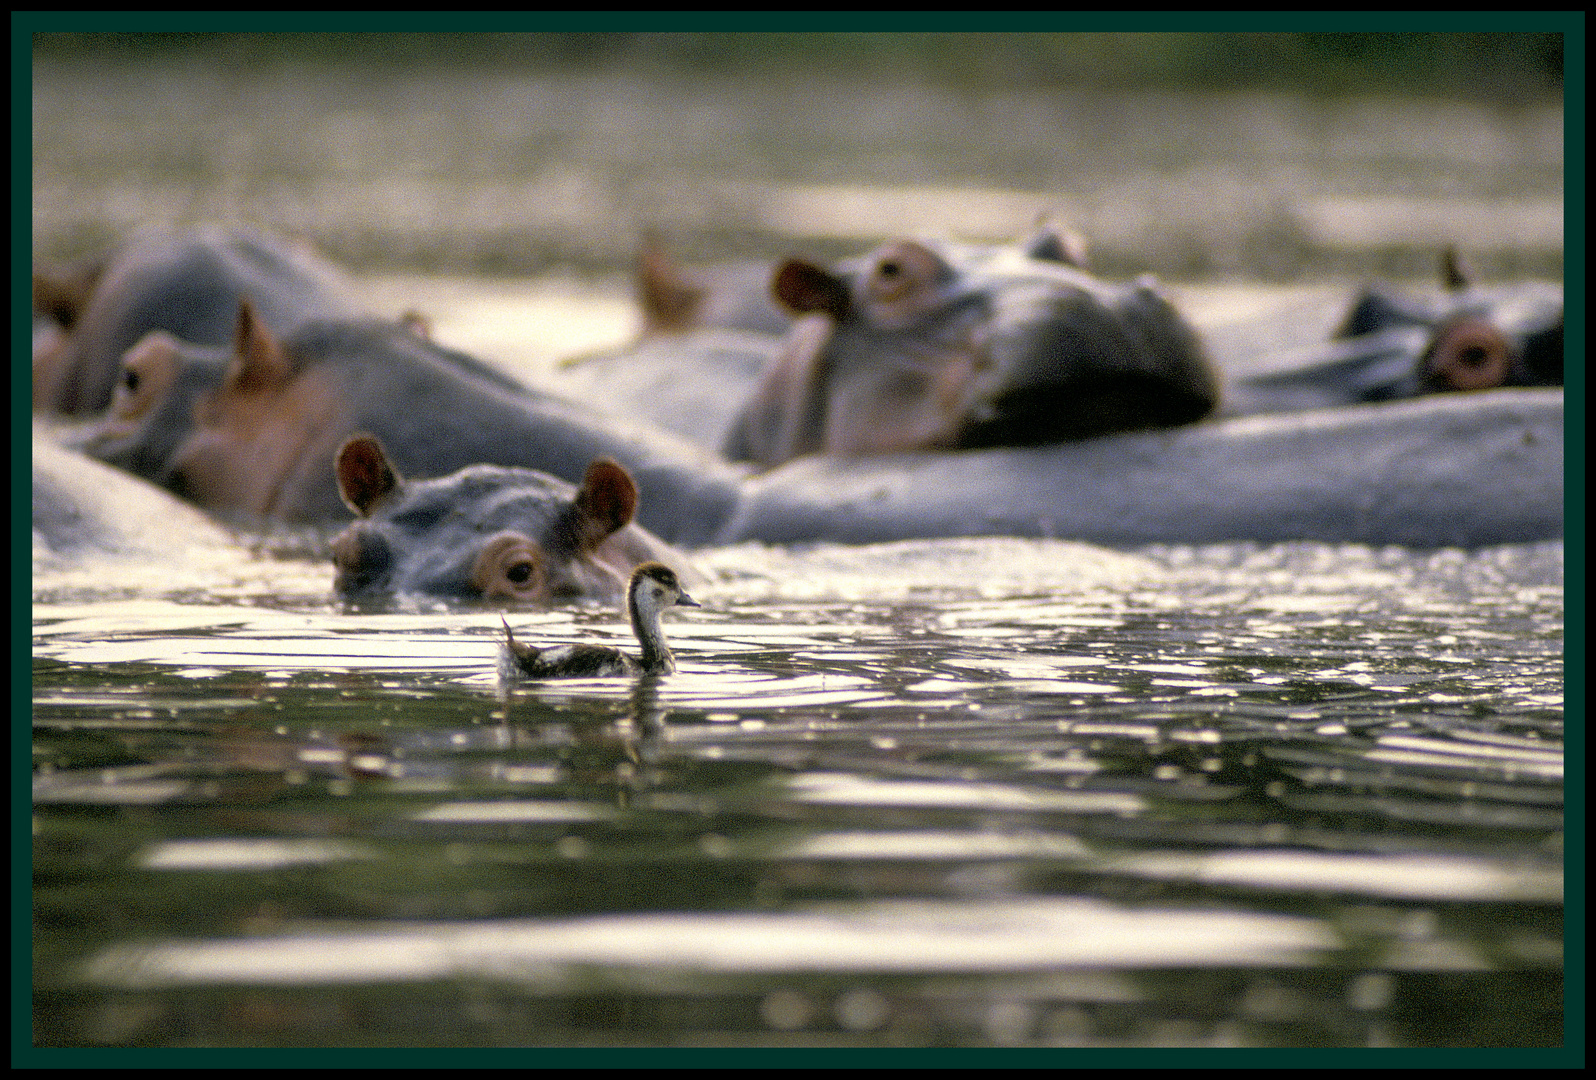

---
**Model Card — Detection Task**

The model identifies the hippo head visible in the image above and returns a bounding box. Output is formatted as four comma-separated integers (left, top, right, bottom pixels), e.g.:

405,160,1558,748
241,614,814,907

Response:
330,435,645,605
78,329,231,485
1333,250,1564,401
722,229,1218,468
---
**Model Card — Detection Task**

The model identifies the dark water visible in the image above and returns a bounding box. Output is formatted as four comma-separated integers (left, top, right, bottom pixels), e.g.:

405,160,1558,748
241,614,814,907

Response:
31,538,1564,1047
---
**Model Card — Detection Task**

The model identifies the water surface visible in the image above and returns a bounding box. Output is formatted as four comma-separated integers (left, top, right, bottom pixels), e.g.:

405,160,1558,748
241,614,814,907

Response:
32,533,1564,1047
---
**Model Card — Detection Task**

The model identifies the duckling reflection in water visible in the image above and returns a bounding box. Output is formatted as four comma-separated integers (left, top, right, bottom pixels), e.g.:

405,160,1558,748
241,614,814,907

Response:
501,562,699,678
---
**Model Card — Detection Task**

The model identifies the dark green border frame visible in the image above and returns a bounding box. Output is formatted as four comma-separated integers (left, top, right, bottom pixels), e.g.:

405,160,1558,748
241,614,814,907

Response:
15,9,1583,1070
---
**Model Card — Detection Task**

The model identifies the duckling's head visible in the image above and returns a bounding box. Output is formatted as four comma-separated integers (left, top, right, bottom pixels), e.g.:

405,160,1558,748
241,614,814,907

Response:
629,561,700,618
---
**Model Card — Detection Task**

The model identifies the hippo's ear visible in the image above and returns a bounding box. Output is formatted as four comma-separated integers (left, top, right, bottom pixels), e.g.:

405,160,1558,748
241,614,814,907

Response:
335,434,404,517
572,458,638,546
32,263,103,329
637,233,706,333
773,260,850,321
399,308,433,341
1440,246,1475,292
227,300,292,394
1023,223,1090,269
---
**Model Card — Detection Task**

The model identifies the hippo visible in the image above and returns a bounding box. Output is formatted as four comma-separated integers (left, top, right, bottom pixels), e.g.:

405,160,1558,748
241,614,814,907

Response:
82,297,528,489
82,301,747,544
32,426,243,576
1221,251,1564,416
718,231,1218,467
32,225,361,416
711,388,1562,549
330,435,696,604
559,229,1218,465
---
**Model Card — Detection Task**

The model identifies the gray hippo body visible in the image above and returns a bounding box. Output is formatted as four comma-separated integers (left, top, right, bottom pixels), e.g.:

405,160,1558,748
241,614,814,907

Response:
32,225,359,416
80,303,747,545
550,328,784,452
1222,274,1563,416
722,234,1219,467
32,427,242,567
557,230,1218,461
711,389,1562,549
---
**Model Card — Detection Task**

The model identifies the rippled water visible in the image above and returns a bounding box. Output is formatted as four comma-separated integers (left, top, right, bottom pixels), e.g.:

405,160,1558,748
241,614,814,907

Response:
31,536,1564,1047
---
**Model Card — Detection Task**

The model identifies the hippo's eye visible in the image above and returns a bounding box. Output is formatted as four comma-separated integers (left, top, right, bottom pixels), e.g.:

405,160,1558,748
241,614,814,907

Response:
471,532,548,602
865,241,945,309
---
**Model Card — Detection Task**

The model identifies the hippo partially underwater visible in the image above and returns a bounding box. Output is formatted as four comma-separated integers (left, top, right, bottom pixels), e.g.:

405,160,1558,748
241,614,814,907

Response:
53,227,1560,603
563,228,1221,463
32,225,359,416
1221,250,1564,416
80,301,745,540
330,435,696,604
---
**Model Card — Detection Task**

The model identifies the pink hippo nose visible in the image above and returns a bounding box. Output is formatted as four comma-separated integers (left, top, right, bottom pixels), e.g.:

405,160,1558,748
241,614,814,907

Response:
1425,317,1514,392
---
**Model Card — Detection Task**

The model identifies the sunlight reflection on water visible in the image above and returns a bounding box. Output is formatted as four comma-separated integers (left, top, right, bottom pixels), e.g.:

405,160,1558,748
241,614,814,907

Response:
33,536,1562,1047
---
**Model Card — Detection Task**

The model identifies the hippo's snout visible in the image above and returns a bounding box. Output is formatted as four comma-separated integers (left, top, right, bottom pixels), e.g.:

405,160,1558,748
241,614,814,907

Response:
331,525,392,597
1423,317,1515,392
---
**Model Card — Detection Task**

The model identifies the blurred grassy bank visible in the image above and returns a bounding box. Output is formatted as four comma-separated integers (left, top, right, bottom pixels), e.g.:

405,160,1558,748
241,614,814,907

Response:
31,32,1565,281
32,32,1565,100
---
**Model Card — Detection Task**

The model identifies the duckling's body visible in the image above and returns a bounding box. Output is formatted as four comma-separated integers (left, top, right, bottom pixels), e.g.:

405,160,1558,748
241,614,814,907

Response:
502,562,698,678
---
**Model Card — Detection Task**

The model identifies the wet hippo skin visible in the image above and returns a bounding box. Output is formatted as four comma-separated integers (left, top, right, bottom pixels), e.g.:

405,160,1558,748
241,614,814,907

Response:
83,301,747,545
330,435,696,604
33,225,359,416
1221,253,1563,416
715,389,1562,548
722,230,1220,467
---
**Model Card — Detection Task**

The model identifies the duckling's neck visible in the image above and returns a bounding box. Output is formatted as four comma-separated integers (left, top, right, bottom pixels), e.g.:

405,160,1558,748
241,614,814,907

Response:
628,587,675,675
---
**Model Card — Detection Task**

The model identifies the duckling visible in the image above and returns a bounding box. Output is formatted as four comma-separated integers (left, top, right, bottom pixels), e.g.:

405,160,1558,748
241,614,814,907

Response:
501,562,699,678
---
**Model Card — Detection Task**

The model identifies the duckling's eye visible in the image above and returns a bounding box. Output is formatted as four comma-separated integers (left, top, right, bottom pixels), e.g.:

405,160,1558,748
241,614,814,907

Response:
507,561,536,585
878,260,901,279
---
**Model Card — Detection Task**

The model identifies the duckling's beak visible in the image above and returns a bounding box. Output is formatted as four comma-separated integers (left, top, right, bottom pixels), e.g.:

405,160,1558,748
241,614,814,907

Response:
675,590,700,608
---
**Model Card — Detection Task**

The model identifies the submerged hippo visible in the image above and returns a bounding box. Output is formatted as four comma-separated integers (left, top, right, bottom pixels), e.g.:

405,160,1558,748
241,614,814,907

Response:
720,230,1219,467
83,298,524,488
330,435,695,604
1222,251,1564,416
560,228,1218,465
32,225,359,416
82,301,746,544
315,385,1561,568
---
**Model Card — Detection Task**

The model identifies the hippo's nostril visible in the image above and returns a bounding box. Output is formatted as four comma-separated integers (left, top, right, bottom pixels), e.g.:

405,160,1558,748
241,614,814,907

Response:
506,561,536,585
1425,318,1513,392
123,367,140,393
